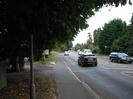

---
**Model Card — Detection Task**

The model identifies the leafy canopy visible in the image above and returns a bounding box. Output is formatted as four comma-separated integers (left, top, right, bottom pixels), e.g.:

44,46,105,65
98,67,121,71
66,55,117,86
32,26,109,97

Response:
112,14,133,55
98,18,128,54
0,0,132,60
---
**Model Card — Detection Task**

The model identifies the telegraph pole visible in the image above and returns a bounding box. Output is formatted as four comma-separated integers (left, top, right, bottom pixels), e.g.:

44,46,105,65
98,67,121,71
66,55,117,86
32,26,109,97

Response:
30,34,36,99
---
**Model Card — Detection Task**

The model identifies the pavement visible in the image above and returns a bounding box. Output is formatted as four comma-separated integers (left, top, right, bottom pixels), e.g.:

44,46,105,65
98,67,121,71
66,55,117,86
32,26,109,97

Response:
7,63,54,79
53,55,95,99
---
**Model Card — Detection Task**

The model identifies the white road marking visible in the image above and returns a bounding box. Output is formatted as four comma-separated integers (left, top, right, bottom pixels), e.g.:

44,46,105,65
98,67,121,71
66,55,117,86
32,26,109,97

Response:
121,71,133,78
63,60,101,99
102,67,133,71
101,64,133,78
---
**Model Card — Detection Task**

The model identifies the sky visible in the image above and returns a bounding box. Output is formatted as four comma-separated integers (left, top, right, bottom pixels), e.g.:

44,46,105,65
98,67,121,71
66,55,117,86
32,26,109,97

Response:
72,2,133,46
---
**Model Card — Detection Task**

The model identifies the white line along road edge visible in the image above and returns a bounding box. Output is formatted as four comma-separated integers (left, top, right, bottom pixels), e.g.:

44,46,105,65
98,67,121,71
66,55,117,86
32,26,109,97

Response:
63,60,101,99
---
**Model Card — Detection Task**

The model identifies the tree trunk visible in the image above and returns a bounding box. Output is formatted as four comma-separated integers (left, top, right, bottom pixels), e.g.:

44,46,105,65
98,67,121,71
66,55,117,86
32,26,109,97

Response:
19,57,24,71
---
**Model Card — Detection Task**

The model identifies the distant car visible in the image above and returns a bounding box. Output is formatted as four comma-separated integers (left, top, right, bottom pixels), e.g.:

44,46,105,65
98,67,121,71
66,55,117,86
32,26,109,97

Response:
64,51,69,56
78,51,83,55
109,52,132,64
78,54,97,66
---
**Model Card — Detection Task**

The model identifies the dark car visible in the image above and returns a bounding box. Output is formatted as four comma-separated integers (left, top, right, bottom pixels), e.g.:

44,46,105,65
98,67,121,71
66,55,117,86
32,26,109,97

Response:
78,54,97,66
109,52,132,64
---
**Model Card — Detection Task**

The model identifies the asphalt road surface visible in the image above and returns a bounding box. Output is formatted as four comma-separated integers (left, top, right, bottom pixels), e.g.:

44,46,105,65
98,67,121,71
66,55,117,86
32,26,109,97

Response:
53,51,133,99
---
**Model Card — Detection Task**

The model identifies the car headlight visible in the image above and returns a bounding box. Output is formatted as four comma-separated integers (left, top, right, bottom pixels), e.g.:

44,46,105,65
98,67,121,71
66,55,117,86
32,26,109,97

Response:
121,57,126,60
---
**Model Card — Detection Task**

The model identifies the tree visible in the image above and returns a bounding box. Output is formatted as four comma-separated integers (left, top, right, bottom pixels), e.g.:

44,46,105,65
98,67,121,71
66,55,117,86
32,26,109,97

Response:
112,14,133,55
93,28,102,46
98,18,128,54
59,41,73,52
84,32,93,49
0,0,132,70
6,0,132,58
127,14,133,55
74,43,84,51
112,33,130,52
93,28,102,53
0,0,7,61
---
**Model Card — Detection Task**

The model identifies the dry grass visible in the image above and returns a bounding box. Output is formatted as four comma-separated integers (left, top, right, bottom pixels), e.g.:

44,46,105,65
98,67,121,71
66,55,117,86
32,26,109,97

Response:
0,75,58,99
35,75,58,99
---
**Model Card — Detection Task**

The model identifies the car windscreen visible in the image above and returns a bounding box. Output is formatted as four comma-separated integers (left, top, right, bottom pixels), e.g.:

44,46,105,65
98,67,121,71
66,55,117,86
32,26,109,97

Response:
118,53,128,57
83,54,95,57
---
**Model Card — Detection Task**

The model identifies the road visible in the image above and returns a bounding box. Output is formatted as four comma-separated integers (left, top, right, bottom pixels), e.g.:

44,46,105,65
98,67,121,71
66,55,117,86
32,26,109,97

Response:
53,51,133,99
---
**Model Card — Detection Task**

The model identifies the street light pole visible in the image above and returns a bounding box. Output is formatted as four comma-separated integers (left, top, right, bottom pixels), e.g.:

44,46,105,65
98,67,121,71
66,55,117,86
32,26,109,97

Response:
30,34,36,99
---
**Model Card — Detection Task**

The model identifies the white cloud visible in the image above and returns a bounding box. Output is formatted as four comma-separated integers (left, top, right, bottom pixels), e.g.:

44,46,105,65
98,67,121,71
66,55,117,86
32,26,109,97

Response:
73,3,133,46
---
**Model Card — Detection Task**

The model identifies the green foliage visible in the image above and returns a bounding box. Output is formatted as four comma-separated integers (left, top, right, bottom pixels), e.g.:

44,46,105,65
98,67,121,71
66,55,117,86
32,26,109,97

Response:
74,43,84,51
93,28,102,53
112,33,133,55
93,28,102,46
59,41,73,52
128,14,133,55
98,18,128,54
0,0,132,61
93,14,133,55
74,32,93,51
83,32,93,49
39,51,57,64
112,14,133,55
112,33,130,51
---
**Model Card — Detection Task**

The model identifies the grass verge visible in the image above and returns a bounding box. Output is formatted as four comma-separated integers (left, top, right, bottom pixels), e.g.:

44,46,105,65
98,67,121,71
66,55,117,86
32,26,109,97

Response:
39,51,58,64
0,75,58,99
